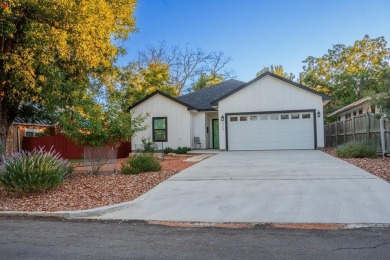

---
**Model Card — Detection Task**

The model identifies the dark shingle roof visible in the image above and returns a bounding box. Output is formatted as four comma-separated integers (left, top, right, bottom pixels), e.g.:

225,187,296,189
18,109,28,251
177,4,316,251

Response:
176,79,245,110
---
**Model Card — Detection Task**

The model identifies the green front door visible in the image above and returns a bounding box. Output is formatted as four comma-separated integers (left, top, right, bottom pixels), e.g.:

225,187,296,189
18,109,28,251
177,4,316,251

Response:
212,119,219,149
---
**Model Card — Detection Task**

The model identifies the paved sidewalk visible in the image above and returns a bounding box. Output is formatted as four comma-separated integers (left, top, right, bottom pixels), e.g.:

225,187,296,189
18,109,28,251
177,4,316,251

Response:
90,150,390,223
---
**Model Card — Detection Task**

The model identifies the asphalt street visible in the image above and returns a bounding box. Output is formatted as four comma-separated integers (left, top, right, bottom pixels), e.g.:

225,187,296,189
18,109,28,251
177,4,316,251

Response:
1,217,389,259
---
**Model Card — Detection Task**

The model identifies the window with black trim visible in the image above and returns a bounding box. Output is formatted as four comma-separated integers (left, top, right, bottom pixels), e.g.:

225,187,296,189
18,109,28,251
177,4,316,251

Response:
152,117,167,142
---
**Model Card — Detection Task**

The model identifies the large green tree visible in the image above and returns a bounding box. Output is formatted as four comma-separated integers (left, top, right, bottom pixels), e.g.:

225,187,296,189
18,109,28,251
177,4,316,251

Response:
135,42,235,94
302,35,390,111
0,0,137,154
256,65,295,81
119,61,178,109
191,72,224,91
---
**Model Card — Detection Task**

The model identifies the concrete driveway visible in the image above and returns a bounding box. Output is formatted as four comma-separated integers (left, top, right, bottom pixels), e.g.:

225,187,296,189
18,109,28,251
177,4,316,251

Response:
94,151,390,223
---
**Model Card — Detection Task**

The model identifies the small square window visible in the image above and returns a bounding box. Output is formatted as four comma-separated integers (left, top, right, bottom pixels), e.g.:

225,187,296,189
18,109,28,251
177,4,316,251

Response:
230,117,238,122
281,114,289,120
359,109,363,114
249,116,258,121
302,113,311,119
291,114,299,119
270,114,278,120
259,115,268,120
353,111,357,116
240,116,248,121
371,105,376,114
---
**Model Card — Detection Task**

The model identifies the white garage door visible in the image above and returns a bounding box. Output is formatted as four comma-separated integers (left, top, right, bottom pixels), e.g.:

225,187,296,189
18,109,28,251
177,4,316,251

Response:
228,112,315,150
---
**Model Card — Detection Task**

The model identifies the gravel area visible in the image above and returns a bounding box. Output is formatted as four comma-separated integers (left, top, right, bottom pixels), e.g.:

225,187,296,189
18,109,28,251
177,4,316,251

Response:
321,148,390,183
0,155,199,212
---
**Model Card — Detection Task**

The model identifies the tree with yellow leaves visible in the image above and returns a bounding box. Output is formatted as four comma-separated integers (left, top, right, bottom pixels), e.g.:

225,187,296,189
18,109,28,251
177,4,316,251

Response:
0,0,137,154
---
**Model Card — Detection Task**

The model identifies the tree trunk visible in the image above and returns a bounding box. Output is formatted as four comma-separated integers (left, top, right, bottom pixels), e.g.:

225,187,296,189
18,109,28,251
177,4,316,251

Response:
0,100,17,156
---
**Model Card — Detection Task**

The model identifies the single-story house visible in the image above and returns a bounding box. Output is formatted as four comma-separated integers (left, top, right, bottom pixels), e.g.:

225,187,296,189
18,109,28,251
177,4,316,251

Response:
328,97,377,121
130,72,331,151
5,116,57,155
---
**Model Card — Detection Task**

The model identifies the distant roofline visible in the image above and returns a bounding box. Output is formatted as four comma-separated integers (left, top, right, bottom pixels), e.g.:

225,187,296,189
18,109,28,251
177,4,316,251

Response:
328,97,371,117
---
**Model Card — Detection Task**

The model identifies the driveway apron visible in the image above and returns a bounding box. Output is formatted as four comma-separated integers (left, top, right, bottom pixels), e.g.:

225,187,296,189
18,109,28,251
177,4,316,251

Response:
93,151,390,223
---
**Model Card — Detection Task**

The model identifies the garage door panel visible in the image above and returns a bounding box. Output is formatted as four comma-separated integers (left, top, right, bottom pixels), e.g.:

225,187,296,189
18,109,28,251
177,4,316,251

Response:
228,112,314,150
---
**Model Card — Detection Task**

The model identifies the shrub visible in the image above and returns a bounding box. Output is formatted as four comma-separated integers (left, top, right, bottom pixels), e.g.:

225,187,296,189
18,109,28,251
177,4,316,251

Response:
141,137,158,153
0,148,73,193
121,153,161,174
163,147,175,154
336,141,377,158
175,146,191,154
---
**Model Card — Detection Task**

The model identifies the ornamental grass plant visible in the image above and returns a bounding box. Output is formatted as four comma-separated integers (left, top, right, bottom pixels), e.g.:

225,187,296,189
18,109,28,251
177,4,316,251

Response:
0,148,73,193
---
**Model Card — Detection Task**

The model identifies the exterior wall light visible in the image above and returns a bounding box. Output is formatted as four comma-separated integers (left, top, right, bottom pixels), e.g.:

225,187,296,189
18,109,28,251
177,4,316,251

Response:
221,115,225,122
317,111,321,118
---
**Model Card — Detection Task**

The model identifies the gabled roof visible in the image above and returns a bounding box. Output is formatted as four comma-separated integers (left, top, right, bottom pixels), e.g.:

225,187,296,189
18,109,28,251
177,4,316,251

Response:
176,79,245,110
130,72,331,112
129,90,196,110
328,97,370,117
211,72,331,106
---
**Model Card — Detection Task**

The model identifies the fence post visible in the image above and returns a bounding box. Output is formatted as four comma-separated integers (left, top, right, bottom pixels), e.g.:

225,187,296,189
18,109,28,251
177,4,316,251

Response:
335,122,338,146
352,116,356,141
343,120,346,143
366,112,370,140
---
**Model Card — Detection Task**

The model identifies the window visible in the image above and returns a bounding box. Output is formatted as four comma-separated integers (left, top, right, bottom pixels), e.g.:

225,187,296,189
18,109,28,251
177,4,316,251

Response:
353,111,357,116
359,109,363,115
250,116,258,121
302,113,311,119
259,114,268,120
25,129,38,137
239,116,248,121
152,117,167,142
291,114,299,119
371,105,376,114
281,114,289,120
270,114,278,120
230,117,238,122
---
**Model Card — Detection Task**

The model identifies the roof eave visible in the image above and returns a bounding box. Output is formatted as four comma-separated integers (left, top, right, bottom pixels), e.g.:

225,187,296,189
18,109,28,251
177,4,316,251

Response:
210,72,331,105
129,91,195,111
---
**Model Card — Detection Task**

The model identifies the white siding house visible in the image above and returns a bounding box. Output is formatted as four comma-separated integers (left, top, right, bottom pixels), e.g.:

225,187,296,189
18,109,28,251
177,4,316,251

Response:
130,93,192,151
130,72,331,151
216,76,325,149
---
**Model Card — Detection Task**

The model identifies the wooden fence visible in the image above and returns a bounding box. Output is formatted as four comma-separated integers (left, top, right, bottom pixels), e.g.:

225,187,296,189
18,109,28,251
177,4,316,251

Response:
22,133,131,159
324,113,390,153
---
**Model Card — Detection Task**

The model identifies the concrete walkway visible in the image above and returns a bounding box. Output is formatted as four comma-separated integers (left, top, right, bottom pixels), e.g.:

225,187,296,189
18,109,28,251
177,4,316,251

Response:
92,151,390,223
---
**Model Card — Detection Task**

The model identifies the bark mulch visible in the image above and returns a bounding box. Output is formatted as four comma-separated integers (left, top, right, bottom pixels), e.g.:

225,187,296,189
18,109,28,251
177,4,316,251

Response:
0,154,198,212
321,147,390,183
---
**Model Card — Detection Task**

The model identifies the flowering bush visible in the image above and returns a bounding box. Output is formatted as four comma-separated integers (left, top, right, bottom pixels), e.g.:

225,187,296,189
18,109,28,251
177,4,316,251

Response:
0,148,73,193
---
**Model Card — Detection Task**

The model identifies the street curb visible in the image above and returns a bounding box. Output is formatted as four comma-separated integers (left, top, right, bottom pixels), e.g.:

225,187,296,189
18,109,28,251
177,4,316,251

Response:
0,200,134,219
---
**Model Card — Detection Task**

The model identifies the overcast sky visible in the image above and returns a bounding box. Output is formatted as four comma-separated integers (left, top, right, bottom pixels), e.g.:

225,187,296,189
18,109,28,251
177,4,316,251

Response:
117,0,390,82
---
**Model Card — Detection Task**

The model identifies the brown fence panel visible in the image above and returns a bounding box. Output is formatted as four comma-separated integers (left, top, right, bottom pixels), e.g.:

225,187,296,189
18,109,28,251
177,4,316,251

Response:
324,114,389,153
22,134,132,159
117,142,132,158
22,134,84,159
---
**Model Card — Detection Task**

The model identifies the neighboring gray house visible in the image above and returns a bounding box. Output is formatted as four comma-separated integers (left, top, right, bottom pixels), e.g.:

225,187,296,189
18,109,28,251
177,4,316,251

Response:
130,72,331,151
328,97,378,121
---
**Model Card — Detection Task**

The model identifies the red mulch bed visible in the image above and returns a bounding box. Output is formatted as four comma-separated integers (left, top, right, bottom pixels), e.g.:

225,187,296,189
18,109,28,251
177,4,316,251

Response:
0,154,199,212
321,147,390,183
